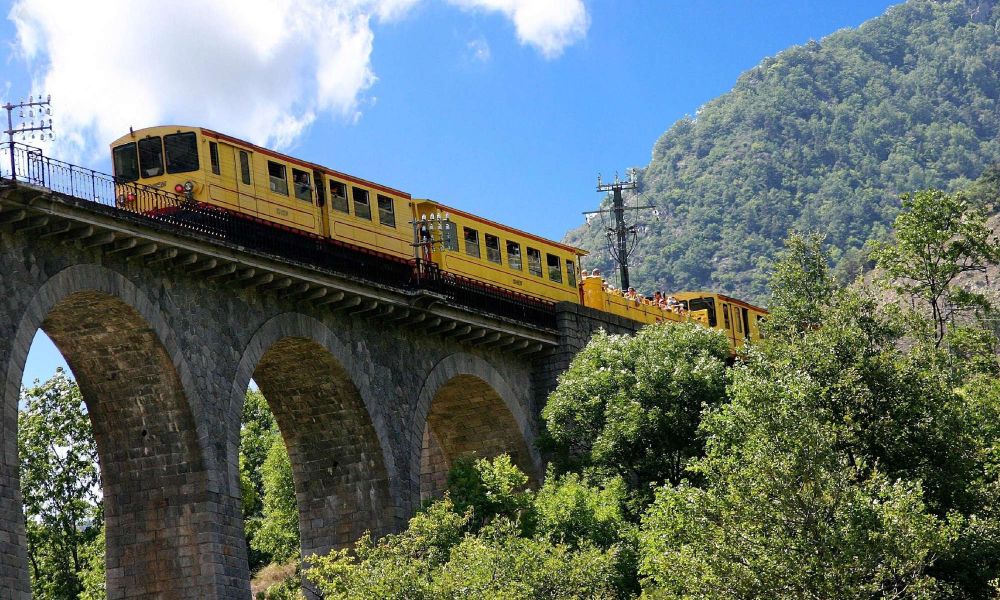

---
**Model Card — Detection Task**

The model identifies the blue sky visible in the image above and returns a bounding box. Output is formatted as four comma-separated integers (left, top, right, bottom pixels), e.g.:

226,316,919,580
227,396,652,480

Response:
3,0,900,386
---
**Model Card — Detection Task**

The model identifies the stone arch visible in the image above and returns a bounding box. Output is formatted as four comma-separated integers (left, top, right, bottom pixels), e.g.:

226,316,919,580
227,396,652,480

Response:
2,265,222,598
231,313,400,560
410,353,541,505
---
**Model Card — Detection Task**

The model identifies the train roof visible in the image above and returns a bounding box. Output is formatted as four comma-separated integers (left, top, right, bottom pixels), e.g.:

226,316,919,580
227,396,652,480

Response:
672,290,769,313
112,125,412,198
413,198,588,257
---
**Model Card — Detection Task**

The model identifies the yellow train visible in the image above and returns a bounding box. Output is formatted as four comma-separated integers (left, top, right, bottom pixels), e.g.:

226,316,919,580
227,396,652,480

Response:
109,125,766,351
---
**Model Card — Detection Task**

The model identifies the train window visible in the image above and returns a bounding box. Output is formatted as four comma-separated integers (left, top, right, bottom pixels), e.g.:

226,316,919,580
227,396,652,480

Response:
209,142,220,175
352,187,371,219
546,254,563,283
267,161,288,195
722,304,731,330
112,143,139,182
377,194,395,227
464,227,480,258
527,247,542,277
292,168,312,202
330,181,348,213
566,260,576,287
138,137,163,178
687,297,717,327
239,151,252,185
756,315,766,338
507,241,522,270
164,132,199,174
443,222,459,250
484,234,501,264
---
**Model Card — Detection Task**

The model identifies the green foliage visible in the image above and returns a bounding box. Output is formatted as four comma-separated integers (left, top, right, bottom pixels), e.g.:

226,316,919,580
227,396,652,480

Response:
534,473,640,597
566,0,1000,302
766,231,835,335
251,435,300,564
433,519,620,600
634,278,1000,597
446,454,531,531
871,188,1000,346
636,294,981,597
541,322,729,499
307,498,469,599
240,388,301,573
78,528,106,600
242,389,277,519
306,495,624,600
534,472,629,550
19,368,102,600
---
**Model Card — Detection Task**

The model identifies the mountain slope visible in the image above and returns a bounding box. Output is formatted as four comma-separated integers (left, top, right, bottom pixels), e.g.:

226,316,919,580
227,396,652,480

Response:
566,0,1000,304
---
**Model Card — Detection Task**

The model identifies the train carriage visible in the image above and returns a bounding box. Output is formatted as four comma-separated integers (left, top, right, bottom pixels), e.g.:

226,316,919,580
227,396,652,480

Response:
110,126,415,260
412,199,585,305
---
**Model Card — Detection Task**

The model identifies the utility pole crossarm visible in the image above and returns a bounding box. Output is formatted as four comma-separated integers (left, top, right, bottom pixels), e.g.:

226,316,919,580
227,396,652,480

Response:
587,169,655,291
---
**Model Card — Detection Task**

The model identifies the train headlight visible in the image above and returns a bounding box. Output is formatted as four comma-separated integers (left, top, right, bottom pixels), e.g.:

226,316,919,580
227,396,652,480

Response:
183,181,194,192
174,184,184,193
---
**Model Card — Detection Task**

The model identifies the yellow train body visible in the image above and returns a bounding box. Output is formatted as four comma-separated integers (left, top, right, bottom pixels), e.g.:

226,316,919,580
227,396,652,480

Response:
413,200,583,305
110,125,767,354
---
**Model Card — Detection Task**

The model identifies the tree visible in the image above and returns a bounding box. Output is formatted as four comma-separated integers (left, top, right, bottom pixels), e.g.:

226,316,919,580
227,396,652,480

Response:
540,322,729,500
870,188,1000,347
766,231,835,334
446,454,532,532
250,435,300,563
637,302,965,598
305,457,627,599
18,369,102,599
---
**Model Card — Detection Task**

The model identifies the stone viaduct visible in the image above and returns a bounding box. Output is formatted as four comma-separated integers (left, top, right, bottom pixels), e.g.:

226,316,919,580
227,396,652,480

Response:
0,169,638,597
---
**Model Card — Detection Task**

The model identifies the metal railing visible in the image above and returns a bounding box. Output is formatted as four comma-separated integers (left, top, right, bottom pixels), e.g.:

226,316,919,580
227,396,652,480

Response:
1,142,557,329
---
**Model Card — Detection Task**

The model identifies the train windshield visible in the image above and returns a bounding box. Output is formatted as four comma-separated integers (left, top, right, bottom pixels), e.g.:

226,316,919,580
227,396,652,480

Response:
687,297,717,327
138,137,164,178
164,132,199,174
112,143,139,182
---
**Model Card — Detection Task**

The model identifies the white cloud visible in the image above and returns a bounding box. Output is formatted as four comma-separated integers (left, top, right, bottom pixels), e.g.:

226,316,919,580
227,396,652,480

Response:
467,37,492,63
7,0,415,162
6,0,587,163
448,0,589,59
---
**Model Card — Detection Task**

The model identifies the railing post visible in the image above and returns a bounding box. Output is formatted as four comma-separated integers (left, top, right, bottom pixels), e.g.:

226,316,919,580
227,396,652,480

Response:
7,142,15,182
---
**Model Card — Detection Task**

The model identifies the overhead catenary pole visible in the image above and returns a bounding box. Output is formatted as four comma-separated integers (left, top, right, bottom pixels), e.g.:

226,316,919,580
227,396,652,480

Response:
585,170,654,291
610,183,631,289
3,94,54,182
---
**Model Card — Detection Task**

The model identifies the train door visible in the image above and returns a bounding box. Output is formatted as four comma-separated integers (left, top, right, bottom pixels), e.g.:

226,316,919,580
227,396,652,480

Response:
740,307,751,343
213,143,238,210
732,307,744,348
234,148,258,215
721,302,735,348
313,170,330,238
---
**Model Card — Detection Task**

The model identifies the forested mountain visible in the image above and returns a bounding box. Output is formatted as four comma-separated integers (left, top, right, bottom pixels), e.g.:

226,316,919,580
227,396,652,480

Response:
566,0,1000,303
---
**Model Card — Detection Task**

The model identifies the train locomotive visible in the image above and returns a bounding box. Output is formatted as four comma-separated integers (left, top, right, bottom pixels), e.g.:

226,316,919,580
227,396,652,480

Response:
110,125,766,352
